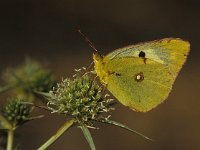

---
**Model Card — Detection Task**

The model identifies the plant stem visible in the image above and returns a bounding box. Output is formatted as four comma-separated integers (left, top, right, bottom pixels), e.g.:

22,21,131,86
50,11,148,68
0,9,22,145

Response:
7,129,14,150
37,119,75,150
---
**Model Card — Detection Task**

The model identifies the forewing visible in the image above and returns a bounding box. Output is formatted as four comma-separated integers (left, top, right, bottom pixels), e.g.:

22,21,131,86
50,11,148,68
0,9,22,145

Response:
105,38,190,78
105,57,174,112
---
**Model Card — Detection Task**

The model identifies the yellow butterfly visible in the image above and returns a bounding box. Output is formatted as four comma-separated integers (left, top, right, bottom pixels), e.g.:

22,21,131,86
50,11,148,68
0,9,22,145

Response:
93,38,190,112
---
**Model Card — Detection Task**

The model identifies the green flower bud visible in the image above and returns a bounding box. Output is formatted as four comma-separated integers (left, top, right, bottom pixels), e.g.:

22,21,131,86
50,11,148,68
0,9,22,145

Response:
2,98,31,126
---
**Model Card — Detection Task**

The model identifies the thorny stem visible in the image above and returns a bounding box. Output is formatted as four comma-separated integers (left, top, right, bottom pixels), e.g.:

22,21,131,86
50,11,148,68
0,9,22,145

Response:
7,129,14,150
37,119,75,150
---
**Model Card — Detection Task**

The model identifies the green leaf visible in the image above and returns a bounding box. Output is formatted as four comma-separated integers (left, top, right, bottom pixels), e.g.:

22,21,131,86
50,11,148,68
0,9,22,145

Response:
33,90,51,98
97,119,153,141
25,115,44,121
80,125,96,150
21,115,45,125
19,102,50,112
0,114,12,130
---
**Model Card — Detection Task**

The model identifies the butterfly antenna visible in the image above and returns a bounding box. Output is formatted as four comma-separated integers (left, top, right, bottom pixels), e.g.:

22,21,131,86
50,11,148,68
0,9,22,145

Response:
78,29,98,52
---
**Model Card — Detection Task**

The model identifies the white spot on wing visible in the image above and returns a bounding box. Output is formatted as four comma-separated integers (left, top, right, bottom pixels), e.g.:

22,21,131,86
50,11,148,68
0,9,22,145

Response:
136,75,141,80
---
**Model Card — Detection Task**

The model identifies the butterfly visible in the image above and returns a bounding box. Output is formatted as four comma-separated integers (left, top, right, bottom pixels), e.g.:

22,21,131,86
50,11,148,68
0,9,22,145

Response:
93,38,190,112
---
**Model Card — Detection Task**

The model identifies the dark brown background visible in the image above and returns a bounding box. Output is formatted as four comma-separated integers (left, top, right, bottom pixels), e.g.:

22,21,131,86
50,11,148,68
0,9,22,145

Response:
0,0,199,150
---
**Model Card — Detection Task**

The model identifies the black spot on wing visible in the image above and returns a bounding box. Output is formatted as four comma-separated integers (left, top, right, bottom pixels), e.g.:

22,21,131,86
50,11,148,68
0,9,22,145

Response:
107,71,121,77
139,51,146,58
138,51,147,64
115,73,121,76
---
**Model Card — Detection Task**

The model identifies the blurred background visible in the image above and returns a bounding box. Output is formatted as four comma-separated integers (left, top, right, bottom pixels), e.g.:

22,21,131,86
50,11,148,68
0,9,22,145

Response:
0,0,199,150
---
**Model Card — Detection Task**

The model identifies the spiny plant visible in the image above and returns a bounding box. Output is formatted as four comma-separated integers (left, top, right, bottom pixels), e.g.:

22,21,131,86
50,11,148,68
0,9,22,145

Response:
2,98,32,127
0,58,56,101
0,98,43,150
0,60,152,150
0,59,53,150
36,68,152,150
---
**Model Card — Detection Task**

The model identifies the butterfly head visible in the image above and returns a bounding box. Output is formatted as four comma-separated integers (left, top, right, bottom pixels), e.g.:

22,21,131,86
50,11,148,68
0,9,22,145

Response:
93,51,103,63
93,51,108,83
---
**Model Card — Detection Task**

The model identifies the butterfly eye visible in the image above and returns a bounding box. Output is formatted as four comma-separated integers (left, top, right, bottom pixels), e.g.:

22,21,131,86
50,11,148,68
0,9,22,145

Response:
134,72,144,82
139,51,145,58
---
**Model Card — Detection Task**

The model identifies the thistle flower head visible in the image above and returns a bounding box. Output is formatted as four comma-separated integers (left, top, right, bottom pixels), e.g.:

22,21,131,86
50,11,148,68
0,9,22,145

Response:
47,69,113,125
2,98,32,126
3,59,56,100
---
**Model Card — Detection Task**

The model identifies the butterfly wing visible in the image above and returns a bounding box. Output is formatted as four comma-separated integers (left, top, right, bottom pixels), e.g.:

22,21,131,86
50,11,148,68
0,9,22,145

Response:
104,57,174,112
105,38,190,78
98,38,190,112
